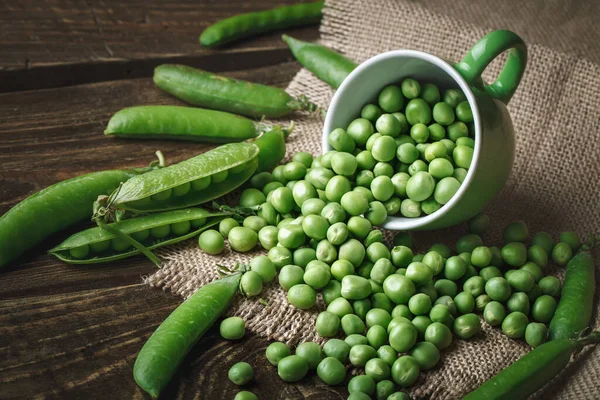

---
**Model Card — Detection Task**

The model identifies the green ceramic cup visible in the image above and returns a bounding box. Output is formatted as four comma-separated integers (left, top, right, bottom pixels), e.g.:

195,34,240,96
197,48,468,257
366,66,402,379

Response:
322,30,527,230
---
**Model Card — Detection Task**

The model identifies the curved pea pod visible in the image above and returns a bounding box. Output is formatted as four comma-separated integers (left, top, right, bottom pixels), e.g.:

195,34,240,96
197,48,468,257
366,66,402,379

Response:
282,35,358,89
134,272,241,398
105,105,261,143
463,332,600,400
549,248,595,340
199,1,323,47
108,142,260,213
50,208,228,264
153,64,317,118
0,169,136,270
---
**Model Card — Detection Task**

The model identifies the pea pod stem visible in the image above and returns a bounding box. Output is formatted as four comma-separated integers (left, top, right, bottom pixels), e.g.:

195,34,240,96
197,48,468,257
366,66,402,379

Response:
133,272,242,398
464,331,600,400
199,1,324,47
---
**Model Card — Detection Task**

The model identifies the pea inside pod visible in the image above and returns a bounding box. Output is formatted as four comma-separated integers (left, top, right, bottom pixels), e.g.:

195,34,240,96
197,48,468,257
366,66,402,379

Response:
50,208,228,264
105,142,260,213
104,105,292,143
153,64,317,119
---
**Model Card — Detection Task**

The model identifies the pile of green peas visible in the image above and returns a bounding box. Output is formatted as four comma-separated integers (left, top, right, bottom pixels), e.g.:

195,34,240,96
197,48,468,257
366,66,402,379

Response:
326,79,475,218
205,144,576,397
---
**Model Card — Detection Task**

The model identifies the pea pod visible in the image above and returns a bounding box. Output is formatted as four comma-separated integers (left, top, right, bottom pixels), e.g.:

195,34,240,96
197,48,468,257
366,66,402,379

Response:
153,64,317,118
134,272,242,398
104,105,293,143
0,169,137,270
199,1,324,47
463,332,600,400
282,35,358,88
549,248,595,340
50,208,228,264
99,128,286,217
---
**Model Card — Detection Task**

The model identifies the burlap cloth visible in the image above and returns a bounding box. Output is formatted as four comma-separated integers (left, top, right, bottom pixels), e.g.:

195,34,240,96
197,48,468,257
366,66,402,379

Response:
147,1,600,398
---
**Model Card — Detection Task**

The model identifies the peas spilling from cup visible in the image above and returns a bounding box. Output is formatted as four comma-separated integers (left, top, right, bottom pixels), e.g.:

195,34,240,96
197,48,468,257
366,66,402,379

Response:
327,78,474,218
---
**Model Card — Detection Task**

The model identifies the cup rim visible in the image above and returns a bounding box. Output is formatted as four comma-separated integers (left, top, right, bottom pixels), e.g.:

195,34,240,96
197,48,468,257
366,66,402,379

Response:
322,49,482,231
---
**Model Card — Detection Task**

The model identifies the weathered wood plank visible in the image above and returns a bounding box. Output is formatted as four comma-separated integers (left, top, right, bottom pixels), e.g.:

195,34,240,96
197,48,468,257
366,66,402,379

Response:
0,0,319,92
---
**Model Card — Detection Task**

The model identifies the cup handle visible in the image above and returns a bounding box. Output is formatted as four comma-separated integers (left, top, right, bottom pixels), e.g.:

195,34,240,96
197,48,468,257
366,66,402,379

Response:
454,30,527,105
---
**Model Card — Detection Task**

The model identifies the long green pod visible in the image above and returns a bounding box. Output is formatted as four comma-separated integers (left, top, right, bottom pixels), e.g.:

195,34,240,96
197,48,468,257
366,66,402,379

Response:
153,64,317,118
108,142,260,213
463,332,600,400
50,208,228,264
0,170,136,270
134,272,242,398
282,35,358,88
104,106,260,143
199,1,324,47
549,248,595,340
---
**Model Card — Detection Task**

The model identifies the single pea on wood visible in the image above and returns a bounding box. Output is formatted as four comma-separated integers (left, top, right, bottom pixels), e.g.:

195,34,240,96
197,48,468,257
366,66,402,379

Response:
50,208,228,264
154,64,317,118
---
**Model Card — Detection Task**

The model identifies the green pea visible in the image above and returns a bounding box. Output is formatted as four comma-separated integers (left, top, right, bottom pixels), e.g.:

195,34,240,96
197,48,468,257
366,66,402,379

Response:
506,292,530,315
300,198,326,217
507,269,535,292
345,334,368,348
321,339,350,364
407,293,431,316
462,276,484,297
447,121,468,142
234,391,257,400
295,341,323,370
390,246,412,269
391,355,420,387
190,176,211,191
552,242,572,266
525,322,548,348
322,280,342,305
287,284,316,309
382,274,415,304
481,301,505,327
455,100,473,123
378,85,404,113
317,357,346,385
347,118,375,147
262,181,284,196
399,199,420,218
266,342,291,366
276,265,302,290
197,229,224,255
409,341,440,371
367,259,393,285
405,98,432,125
241,216,266,234
249,171,273,189
502,311,529,339
432,102,455,125
89,240,110,253
278,355,308,382
361,104,383,122
538,276,561,297
211,170,228,183
432,280,457,298
443,88,466,108
150,188,172,202
357,168,376,188
226,226,257,252
473,294,490,312
424,322,452,350
443,256,466,281
435,296,458,317
257,226,278,250
478,267,501,283
325,297,352,319
433,176,460,205
220,316,245,340
429,304,451,326
69,245,90,259
559,231,581,252
365,308,392,329
484,277,511,302
238,188,265,208
453,313,481,339
409,123,430,143
531,231,554,254
501,242,528,267
328,128,356,153
349,344,378,367
503,221,529,243
338,239,366,268
366,325,389,350
375,379,396,399
228,362,253,385
365,229,385,247
531,295,557,323
385,320,416,353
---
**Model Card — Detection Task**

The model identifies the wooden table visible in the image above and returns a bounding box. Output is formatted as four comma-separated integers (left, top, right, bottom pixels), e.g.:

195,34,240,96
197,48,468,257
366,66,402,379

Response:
0,1,342,398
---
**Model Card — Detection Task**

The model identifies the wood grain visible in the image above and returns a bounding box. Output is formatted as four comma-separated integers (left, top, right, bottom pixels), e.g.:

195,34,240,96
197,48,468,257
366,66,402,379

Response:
0,0,320,92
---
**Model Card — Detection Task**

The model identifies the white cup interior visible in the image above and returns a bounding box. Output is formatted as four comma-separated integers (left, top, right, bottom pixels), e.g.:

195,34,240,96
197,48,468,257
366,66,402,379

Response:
322,50,481,231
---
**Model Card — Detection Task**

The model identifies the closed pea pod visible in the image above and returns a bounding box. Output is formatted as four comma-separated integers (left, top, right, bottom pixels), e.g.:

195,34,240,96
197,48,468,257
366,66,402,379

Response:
104,105,292,143
51,208,227,264
0,169,136,270
283,35,358,89
200,2,324,47
154,64,317,118
133,272,241,397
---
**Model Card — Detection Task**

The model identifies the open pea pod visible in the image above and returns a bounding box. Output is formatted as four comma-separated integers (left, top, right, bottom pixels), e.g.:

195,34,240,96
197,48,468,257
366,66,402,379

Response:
109,142,260,213
50,208,228,264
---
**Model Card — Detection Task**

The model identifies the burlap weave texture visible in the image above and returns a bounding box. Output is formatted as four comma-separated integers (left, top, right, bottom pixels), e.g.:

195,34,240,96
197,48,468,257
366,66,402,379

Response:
148,0,600,398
